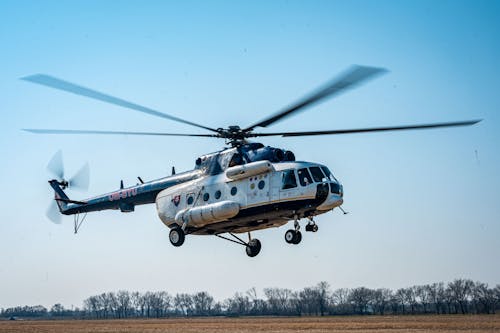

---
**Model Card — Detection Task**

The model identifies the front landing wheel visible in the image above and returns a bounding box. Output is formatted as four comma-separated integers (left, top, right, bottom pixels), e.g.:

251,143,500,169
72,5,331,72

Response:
169,227,185,247
246,239,261,257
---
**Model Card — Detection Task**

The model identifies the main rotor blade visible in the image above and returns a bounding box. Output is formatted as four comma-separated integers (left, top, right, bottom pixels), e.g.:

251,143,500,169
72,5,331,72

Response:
248,120,481,137
21,74,219,133
244,65,387,131
23,129,219,137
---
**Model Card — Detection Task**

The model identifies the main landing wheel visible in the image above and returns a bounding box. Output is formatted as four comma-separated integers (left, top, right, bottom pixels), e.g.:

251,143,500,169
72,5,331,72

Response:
169,227,185,247
285,229,302,245
246,239,261,257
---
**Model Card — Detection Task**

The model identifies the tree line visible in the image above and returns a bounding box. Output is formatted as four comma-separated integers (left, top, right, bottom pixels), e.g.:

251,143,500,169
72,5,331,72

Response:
1,279,499,319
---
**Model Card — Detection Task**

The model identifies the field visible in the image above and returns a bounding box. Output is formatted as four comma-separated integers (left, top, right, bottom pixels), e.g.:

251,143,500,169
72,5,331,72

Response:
1,315,500,333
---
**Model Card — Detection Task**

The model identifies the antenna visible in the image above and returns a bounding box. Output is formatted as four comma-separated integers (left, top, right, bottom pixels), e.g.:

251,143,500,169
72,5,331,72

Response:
339,206,349,215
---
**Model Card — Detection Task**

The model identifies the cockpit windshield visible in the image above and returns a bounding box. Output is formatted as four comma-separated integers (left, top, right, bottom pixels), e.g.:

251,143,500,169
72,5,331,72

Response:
321,166,337,182
309,166,327,182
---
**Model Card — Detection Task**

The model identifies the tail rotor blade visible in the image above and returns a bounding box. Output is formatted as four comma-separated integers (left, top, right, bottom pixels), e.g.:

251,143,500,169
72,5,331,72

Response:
46,200,62,224
47,150,64,179
69,162,90,191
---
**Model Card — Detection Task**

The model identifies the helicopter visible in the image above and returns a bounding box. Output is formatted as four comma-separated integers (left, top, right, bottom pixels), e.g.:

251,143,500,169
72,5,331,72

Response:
22,65,480,257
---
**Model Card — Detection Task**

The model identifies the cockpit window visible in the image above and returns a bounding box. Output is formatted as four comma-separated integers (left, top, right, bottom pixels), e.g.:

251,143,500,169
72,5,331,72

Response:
321,166,337,182
297,168,313,186
309,166,327,182
281,170,297,189
228,153,243,167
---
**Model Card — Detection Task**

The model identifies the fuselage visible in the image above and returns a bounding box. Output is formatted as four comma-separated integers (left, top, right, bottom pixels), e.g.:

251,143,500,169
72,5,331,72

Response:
57,144,343,235
155,160,343,235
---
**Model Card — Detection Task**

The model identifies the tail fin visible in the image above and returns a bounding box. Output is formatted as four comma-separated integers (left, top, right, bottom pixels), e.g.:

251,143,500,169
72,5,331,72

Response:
49,180,69,212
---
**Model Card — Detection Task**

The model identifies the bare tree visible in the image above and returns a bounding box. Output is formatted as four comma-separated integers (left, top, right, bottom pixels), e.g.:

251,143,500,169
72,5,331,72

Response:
332,288,351,314
316,281,331,316
299,287,321,315
131,292,145,317
495,285,500,311
97,293,115,318
372,288,392,315
264,287,293,315
404,287,418,314
425,282,445,314
116,290,131,318
472,282,497,314
83,295,102,318
50,303,70,317
192,291,214,316
150,291,171,318
246,288,266,315
448,279,474,314
227,292,251,315
174,293,192,316
416,285,432,314
349,287,372,314
288,291,303,315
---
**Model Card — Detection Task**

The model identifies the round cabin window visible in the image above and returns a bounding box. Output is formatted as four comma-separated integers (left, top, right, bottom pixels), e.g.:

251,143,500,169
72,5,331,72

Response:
258,180,265,190
215,190,222,199
230,186,238,196
203,193,210,201
187,196,194,205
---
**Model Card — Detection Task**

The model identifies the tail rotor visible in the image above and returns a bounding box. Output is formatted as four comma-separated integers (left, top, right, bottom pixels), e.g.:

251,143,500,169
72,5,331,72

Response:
47,150,65,181
69,163,90,191
46,150,90,223
46,200,62,224
46,150,89,191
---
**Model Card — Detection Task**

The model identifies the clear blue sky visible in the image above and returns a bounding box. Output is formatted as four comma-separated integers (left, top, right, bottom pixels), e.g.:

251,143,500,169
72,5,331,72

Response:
1,0,499,309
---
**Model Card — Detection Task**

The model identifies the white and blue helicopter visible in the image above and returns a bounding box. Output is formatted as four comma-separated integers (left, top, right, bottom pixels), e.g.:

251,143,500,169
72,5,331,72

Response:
22,65,479,257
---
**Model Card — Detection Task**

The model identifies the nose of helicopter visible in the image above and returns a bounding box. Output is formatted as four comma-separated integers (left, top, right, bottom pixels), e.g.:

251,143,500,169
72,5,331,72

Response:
315,181,344,211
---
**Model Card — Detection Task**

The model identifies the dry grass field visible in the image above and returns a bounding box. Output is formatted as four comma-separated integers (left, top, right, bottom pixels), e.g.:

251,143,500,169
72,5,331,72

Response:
1,315,499,333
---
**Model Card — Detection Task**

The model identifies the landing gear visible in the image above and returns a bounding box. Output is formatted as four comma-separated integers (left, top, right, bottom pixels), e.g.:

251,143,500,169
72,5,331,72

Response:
285,229,302,244
305,219,319,232
216,232,262,257
169,227,185,247
285,214,303,245
245,239,262,257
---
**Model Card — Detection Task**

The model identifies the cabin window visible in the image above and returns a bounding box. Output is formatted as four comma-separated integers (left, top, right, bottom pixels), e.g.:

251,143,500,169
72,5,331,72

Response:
309,166,327,182
187,194,194,205
297,168,313,186
281,170,297,189
231,186,238,196
203,193,210,201
214,190,222,199
258,180,265,190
